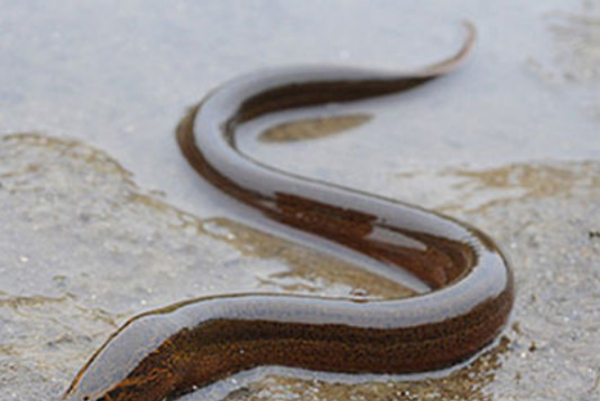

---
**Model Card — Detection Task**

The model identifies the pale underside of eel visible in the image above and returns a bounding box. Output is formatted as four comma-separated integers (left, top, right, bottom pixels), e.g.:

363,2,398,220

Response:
62,23,514,401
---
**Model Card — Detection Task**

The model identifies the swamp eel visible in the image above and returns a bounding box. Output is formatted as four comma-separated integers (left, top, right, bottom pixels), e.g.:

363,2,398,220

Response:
62,23,514,401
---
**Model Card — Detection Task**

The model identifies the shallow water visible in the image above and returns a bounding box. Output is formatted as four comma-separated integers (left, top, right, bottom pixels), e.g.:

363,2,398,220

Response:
1,0,599,216
1,1,599,400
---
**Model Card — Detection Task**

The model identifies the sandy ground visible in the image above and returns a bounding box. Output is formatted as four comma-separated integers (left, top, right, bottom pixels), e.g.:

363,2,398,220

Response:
1,1,599,400
1,133,599,401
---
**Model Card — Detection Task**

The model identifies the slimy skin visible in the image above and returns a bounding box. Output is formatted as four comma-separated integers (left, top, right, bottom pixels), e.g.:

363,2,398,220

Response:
62,24,514,401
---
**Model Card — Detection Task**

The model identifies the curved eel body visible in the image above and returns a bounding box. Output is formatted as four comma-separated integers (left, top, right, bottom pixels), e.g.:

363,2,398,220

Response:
63,25,514,401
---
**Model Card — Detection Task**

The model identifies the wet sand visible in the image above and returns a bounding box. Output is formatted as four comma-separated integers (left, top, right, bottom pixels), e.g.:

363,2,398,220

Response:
1,1,599,400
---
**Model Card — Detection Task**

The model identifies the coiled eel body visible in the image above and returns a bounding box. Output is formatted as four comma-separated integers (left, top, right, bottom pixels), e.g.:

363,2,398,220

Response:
62,24,514,401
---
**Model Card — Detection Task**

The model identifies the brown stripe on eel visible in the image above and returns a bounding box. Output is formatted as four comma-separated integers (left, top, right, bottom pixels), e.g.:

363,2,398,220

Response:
62,23,514,401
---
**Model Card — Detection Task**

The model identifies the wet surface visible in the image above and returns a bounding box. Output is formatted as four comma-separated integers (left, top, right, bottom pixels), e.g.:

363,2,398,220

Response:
0,134,415,400
1,1,600,400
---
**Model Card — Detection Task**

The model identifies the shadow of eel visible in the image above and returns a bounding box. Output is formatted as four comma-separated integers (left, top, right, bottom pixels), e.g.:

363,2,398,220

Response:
62,23,514,401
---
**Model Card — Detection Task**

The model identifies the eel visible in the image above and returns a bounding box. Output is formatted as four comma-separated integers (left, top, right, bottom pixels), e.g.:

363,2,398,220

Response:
62,23,514,401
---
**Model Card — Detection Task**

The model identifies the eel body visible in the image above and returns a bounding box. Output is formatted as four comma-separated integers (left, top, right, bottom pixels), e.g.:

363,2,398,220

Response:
62,24,514,401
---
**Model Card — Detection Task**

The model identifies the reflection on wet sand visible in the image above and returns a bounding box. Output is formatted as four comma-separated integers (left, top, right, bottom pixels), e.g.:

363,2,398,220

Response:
259,114,372,143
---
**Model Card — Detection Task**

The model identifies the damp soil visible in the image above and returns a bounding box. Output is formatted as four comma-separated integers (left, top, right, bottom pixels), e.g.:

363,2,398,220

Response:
1,134,599,401
1,1,600,401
